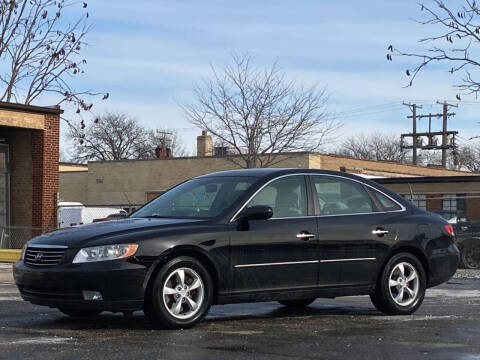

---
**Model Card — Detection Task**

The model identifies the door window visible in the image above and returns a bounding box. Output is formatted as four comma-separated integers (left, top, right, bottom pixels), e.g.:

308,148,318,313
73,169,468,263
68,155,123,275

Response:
248,176,307,218
312,176,373,215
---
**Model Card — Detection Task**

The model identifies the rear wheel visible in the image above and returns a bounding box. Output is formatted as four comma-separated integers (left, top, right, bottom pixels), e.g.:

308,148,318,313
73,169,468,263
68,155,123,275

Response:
461,243,480,269
59,308,102,317
278,298,316,308
370,252,426,315
144,257,213,329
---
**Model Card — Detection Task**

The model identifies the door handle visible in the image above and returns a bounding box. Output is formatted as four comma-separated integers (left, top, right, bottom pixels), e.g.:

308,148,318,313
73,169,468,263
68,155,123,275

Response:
296,232,316,240
372,228,389,236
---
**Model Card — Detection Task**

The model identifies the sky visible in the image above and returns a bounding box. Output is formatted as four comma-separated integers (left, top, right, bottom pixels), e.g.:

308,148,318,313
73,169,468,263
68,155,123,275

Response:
39,0,480,157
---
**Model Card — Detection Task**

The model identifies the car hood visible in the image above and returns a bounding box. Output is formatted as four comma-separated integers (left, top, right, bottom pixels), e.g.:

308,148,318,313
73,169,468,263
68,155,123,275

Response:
28,218,204,248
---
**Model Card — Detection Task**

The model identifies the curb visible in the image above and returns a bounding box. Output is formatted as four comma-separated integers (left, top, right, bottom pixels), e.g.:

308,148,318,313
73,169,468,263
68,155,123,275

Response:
0,264,13,284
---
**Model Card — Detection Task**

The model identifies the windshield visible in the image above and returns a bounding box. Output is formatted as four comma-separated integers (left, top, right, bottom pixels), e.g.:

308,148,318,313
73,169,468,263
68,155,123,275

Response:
131,176,257,219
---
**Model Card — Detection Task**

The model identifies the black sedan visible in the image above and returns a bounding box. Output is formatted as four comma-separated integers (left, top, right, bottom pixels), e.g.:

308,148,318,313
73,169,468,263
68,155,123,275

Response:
13,169,459,329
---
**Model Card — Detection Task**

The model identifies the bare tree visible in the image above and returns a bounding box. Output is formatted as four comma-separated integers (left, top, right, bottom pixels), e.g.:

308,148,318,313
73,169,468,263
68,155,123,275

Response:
182,53,337,168
387,0,480,97
454,144,480,172
336,133,410,162
68,112,184,162
0,0,107,112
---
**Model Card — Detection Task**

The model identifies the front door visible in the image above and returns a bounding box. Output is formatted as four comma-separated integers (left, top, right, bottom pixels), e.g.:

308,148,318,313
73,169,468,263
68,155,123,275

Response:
230,175,319,293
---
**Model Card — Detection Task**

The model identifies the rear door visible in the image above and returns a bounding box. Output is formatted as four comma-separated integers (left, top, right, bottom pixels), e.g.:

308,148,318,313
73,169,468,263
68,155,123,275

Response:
310,175,400,287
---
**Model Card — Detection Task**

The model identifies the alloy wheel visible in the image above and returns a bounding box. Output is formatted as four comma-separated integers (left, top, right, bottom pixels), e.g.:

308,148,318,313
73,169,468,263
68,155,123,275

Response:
388,262,419,306
162,267,204,320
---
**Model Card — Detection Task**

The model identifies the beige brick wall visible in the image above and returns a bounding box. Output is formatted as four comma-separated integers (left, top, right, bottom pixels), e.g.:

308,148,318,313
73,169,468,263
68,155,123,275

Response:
309,154,473,177
59,151,475,207
59,154,309,206
6,130,33,226
0,109,44,130
382,182,480,195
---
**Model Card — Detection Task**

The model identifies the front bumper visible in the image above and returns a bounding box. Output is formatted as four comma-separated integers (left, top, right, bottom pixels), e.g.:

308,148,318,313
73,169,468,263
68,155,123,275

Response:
13,259,149,312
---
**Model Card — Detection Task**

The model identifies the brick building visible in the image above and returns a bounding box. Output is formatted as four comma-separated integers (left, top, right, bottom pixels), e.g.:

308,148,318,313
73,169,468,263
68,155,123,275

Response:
0,102,62,250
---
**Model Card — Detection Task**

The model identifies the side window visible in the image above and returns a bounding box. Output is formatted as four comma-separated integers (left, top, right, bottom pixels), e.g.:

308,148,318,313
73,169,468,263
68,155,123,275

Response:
248,176,307,218
312,176,373,215
373,190,402,211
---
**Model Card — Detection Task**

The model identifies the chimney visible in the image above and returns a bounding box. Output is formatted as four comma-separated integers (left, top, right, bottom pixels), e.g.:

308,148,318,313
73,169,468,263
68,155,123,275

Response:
197,130,212,157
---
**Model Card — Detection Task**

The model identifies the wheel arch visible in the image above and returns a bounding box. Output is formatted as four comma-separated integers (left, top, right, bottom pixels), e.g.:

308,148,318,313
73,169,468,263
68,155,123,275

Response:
143,245,220,305
378,245,430,285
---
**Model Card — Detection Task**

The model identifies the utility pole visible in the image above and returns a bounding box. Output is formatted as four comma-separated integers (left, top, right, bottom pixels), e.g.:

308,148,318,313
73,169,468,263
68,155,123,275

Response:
437,101,458,168
402,102,422,165
155,130,173,158
401,101,458,168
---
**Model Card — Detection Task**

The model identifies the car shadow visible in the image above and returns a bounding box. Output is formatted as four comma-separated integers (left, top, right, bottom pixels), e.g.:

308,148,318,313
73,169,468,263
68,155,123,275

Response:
26,302,380,331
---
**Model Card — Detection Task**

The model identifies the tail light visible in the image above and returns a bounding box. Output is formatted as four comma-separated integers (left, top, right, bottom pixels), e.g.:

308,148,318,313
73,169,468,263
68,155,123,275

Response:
444,223,454,237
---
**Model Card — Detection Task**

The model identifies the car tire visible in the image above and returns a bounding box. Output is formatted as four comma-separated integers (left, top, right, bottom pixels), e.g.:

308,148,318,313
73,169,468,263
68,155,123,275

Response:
144,256,213,329
370,252,426,315
461,243,480,269
278,298,316,308
58,308,102,317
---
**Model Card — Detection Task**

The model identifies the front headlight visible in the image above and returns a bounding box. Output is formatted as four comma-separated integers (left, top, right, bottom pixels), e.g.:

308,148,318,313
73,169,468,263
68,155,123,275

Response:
72,244,138,264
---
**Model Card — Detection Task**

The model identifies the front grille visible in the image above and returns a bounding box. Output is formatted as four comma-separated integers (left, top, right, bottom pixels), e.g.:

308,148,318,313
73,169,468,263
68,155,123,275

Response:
24,246,67,267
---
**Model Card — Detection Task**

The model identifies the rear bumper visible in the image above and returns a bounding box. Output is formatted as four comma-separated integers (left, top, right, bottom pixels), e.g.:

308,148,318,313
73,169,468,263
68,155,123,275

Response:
13,260,149,312
427,243,460,288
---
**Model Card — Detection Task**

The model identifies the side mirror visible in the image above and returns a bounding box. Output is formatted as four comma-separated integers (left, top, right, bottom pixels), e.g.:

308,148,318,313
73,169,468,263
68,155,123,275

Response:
241,206,273,221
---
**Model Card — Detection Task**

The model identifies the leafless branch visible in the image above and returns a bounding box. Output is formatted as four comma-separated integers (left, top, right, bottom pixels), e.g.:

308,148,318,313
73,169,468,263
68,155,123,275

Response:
182,53,339,168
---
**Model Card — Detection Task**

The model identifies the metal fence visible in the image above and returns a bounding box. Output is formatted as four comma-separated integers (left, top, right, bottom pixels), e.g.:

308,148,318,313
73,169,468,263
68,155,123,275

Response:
0,226,56,249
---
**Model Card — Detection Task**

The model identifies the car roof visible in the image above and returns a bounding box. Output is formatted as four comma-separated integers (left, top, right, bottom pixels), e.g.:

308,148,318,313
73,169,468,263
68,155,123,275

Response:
196,168,376,182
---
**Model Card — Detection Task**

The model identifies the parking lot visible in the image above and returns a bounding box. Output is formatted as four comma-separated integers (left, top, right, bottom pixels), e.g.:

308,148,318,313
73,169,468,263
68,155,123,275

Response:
0,270,477,360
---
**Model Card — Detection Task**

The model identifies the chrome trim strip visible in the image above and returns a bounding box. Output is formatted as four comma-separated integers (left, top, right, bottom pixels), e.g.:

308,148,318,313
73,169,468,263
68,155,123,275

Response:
27,244,68,249
230,173,406,223
320,257,377,263
234,260,319,268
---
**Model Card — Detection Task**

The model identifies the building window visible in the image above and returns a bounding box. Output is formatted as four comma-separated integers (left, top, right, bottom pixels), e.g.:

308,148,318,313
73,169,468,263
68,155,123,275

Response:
443,194,467,213
403,194,426,210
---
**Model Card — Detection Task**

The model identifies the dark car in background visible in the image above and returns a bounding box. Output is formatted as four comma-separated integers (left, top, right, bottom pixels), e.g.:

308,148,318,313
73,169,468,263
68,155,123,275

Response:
13,169,459,329
432,210,480,269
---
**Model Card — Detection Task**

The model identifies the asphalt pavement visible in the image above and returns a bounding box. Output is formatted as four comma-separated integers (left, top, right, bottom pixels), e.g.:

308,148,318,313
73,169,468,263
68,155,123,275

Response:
0,272,479,360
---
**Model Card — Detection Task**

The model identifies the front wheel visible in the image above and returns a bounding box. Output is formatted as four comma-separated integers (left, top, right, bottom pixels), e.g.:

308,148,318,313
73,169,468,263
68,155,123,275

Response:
144,257,213,329
461,243,480,269
370,252,426,315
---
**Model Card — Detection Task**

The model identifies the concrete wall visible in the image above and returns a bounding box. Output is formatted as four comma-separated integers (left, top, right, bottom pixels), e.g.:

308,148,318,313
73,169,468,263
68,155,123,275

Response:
59,171,88,204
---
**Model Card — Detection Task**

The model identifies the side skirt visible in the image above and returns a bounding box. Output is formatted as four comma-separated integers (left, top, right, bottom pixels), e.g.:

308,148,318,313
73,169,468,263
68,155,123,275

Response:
217,285,375,305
